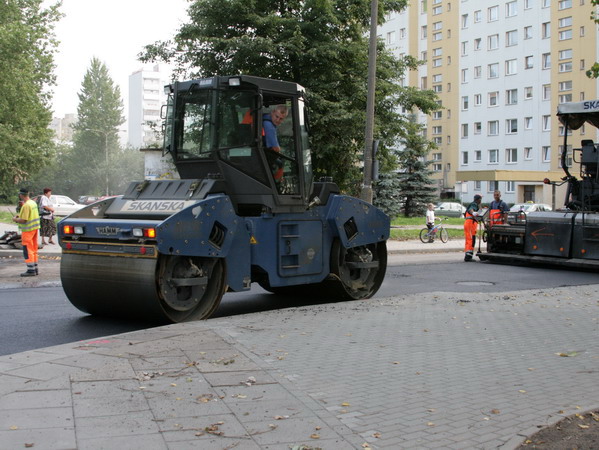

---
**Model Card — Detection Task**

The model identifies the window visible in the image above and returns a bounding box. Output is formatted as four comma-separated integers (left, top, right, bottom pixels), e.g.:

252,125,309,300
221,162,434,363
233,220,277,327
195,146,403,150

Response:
559,0,572,9
559,93,573,103
433,84,443,93
474,10,482,23
462,151,469,165
474,38,481,51
421,25,428,39
433,126,442,135
474,122,482,134
542,22,551,39
421,0,427,13
433,5,442,15
506,181,516,193
580,26,585,37
542,53,551,69
461,41,468,56
581,59,586,70
559,81,572,92
524,147,533,160
525,56,534,69
506,30,518,46
488,120,499,135
433,32,442,41
505,59,517,75
433,21,442,31
542,146,551,162
475,151,482,162
386,31,396,44
543,85,551,100
432,110,442,119
462,96,469,110
489,149,499,163
474,66,482,78
420,76,427,89
488,34,499,50
525,117,533,129
461,123,469,138
433,136,442,145
506,1,517,17
420,51,427,62
506,89,518,105
524,26,533,39
506,119,518,134
525,87,533,99
543,0,551,7
432,73,442,82
506,148,518,163
433,163,442,171
474,94,482,106
461,69,468,83
559,62,572,72
433,58,443,67
559,49,572,60
488,63,499,78
400,28,406,39
488,181,499,192
432,152,442,161
488,91,499,106
474,180,481,190
525,0,532,8
542,115,551,131
432,47,442,57
488,5,499,22
559,29,572,40
462,14,469,28
559,17,573,28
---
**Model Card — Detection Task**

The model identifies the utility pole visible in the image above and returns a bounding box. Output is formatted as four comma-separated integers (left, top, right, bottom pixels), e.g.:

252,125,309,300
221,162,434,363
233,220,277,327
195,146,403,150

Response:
360,0,378,204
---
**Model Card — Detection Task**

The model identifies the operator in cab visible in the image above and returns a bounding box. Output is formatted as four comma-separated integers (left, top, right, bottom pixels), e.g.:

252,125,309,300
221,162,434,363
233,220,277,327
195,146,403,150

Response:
263,105,288,181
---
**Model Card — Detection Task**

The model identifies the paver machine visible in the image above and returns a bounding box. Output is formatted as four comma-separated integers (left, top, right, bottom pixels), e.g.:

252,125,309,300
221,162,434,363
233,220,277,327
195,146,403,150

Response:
59,75,390,323
479,100,599,269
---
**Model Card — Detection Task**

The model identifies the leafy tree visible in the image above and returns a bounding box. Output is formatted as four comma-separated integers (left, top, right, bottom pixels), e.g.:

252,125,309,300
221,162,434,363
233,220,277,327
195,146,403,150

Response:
395,115,437,217
0,0,62,200
587,0,599,78
69,58,126,196
141,0,438,194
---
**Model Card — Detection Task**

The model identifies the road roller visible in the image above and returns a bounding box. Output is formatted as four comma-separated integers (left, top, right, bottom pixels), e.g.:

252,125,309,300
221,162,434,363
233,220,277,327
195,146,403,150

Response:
479,99,599,269
58,75,390,323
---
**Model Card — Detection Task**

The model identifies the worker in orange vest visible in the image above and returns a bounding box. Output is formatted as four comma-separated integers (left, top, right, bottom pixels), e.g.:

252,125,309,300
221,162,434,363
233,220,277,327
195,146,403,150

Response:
464,194,483,262
489,190,509,226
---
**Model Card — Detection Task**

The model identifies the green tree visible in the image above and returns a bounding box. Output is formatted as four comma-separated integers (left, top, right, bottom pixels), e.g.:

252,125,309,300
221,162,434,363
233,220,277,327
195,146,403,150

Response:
373,171,403,219
395,116,437,217
141,0,438,194
0,0,62,199
587,0,599,78
70,58,126,196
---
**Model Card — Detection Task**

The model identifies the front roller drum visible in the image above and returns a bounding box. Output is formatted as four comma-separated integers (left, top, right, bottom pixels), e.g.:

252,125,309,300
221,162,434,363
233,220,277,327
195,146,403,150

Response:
61,253,227,323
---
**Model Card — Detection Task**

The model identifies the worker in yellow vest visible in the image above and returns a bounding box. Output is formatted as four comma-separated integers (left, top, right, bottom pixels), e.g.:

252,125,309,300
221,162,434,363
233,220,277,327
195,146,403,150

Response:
12,188,40,276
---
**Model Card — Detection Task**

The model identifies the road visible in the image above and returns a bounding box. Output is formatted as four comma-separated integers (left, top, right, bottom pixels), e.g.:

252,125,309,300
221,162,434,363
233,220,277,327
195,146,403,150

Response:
0,252,597,356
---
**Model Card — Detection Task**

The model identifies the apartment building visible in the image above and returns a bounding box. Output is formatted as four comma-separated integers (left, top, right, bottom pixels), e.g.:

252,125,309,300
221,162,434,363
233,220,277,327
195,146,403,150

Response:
49,114,76,143
128,65,167,149
380,0,599,205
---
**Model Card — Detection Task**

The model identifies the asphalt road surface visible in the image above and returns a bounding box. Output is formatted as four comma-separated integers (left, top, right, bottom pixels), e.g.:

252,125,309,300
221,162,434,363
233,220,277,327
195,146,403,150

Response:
0,253,597,356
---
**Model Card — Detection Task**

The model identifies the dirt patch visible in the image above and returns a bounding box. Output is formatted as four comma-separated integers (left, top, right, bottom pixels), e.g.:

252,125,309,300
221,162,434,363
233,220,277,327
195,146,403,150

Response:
0,255,61,287
517,409,599,449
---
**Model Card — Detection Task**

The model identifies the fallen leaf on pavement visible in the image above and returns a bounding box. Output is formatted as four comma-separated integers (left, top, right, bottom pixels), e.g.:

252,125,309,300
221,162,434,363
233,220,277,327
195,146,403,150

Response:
310,433,320,439
341,402,350,407
491,409,501,414
556,351,578,357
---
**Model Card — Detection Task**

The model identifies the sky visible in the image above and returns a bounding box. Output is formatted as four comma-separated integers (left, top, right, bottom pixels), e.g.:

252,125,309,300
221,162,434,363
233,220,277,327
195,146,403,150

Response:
49,0,190,119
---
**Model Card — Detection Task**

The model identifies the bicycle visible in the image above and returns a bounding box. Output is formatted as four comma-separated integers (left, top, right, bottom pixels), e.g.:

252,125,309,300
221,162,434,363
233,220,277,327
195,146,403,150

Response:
419,217,449,243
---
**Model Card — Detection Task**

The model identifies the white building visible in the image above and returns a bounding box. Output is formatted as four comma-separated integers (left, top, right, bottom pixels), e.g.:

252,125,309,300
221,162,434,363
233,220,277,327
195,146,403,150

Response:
379,0,599,206
128,65,167,149
49,114,76,143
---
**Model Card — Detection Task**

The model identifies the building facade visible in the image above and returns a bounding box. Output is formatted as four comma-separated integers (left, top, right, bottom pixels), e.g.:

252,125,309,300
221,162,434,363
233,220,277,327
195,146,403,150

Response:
380,0,599,205
49,114,76,143
128,65,167,149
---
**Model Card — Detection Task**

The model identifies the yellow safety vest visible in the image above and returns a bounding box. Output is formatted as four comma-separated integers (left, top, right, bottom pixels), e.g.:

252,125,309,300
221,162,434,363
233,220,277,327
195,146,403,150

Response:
18,199,40,232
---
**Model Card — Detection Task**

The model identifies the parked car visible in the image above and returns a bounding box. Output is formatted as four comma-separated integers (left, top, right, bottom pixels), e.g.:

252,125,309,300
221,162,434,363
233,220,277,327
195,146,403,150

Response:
33,195,85,217
78,195,99,205
435,202,466,217
510,203,553,214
